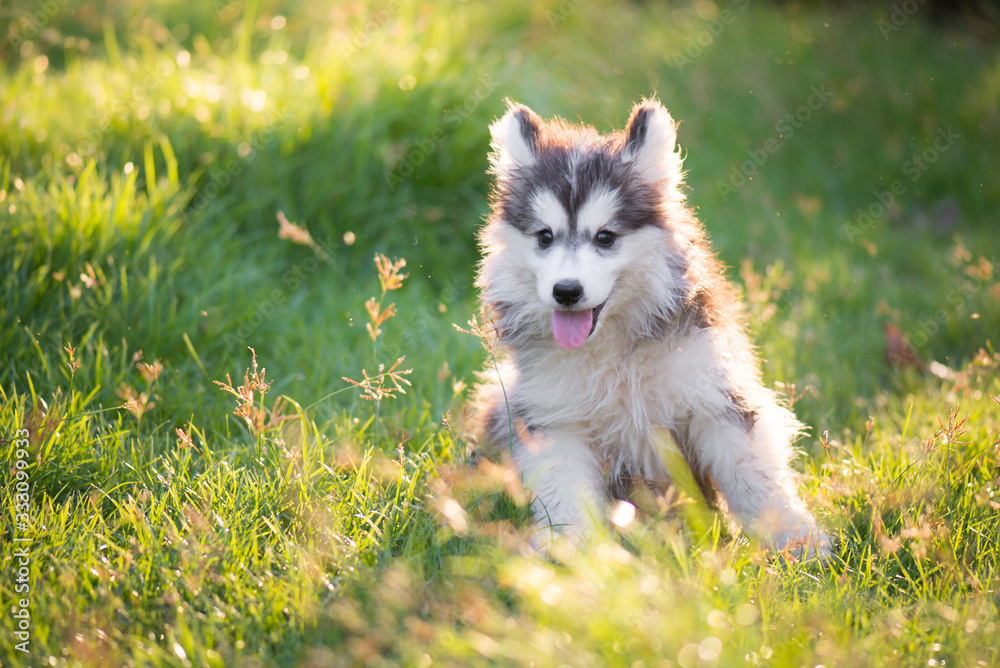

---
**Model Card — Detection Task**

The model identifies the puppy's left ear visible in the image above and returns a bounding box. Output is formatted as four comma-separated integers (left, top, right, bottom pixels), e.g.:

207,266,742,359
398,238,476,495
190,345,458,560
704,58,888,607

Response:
489,99,542,177
621,99,683,188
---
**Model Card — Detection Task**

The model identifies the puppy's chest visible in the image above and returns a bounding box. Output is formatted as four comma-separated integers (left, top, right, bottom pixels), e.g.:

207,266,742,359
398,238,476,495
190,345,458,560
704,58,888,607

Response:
521,344,693,432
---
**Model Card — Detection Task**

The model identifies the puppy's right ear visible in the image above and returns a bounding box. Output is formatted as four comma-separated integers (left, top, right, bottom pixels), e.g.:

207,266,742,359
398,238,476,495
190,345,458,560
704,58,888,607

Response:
621,98,682,188
489,100,541,176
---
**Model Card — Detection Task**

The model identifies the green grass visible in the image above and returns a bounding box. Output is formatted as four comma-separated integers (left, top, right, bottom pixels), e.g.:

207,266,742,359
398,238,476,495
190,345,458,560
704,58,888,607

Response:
2,0,999,665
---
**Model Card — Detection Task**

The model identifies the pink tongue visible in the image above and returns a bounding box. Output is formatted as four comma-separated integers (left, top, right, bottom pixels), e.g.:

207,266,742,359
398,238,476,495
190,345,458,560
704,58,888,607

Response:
552,309,594,349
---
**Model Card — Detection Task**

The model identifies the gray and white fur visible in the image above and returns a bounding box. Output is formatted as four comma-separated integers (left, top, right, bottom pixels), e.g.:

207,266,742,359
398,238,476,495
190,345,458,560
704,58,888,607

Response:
473,98,831,558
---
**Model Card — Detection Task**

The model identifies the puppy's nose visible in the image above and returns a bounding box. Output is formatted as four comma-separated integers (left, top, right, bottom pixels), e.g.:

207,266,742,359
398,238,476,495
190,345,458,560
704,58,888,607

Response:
552,280,584,307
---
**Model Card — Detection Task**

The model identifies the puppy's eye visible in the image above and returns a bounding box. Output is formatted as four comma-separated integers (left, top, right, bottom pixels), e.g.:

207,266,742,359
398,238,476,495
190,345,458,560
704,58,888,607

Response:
537,230,554,247
595,230,617,247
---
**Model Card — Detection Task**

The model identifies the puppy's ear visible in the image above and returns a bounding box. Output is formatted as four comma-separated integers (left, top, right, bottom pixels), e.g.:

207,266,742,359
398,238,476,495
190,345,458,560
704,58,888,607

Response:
489,100,541,176
621,99,683,187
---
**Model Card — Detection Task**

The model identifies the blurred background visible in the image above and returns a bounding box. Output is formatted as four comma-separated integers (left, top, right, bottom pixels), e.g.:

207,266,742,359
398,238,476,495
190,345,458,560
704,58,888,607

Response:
0,0,1000,417
3,3,1000,666
2,0,999,427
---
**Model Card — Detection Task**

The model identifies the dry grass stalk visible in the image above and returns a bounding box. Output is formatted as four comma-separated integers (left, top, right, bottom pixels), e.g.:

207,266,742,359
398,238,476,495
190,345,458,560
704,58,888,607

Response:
138,359,164,384
453,305,499,357
64,343,81,380
175,426,195,449
343,254,413,401
342,357,412,402
374,254,407,294
363,253,407,341
365,297,396,341
116,384,156,422
276,210,331,260
213,347,276,436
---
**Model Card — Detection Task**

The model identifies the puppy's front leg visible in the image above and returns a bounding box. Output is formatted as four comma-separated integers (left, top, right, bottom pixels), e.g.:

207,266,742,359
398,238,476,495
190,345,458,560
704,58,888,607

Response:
512,427,605,547
688,402,832,560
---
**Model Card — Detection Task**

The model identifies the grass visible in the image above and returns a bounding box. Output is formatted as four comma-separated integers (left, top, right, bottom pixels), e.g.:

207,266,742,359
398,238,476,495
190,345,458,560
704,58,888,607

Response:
1,0,999,665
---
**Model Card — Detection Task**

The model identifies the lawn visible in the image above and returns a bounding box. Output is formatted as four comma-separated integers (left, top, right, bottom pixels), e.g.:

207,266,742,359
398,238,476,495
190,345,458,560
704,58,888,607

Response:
2,0,999,666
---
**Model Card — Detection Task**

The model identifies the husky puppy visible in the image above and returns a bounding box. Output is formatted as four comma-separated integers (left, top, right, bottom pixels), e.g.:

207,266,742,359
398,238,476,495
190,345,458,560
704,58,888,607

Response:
473,98,831,558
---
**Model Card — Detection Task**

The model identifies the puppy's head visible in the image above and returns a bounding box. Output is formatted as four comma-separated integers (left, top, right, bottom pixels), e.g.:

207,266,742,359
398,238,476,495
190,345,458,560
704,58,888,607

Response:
479,98,690,349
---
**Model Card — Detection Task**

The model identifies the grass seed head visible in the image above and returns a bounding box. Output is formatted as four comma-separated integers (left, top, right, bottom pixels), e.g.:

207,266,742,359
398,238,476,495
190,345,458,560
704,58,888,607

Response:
64,343,81,380
374,253,407,294
342,356,413,402
277,210,331,260
364,296,397,341
453,305,499,356
138,359,164,384
213,347,273,435
175,426,195,449
116,384,156,422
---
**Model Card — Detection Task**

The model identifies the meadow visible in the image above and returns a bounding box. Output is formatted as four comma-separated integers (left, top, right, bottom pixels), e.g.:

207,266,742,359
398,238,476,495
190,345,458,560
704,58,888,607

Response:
1,0,999,665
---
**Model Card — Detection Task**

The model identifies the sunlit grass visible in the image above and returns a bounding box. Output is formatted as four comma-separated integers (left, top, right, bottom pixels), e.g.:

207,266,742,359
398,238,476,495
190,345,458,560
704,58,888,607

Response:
1,0,999,666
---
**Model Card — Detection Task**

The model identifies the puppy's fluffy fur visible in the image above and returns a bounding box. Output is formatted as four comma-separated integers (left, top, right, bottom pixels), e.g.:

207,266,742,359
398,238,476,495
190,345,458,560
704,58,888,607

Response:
472,98,830,558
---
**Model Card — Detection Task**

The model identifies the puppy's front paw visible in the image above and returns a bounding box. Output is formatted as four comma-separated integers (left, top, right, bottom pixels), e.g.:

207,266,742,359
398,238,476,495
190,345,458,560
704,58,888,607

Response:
770,527,833,563
524,521,591,560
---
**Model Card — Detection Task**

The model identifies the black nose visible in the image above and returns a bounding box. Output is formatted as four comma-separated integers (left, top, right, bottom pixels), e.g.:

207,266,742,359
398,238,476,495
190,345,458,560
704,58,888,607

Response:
552,280,584,307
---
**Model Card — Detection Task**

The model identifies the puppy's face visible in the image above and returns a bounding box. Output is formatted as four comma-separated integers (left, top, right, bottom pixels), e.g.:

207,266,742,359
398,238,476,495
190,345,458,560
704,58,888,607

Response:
481,100,688,349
